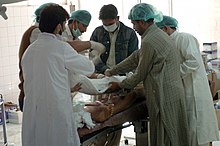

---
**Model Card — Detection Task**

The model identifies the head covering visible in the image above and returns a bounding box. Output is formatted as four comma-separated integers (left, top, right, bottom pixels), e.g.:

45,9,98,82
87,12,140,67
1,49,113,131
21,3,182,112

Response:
34,3,56,23
156,15,178,29
99,4,118,19
128,3,163,22
70,10,91,26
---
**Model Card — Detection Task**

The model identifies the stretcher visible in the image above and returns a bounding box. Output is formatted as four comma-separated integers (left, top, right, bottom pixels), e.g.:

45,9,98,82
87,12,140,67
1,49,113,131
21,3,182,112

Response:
78,87,149,146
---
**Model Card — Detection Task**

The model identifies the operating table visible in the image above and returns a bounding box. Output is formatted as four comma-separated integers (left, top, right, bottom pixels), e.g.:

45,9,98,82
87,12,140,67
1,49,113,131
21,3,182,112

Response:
78,87,149,146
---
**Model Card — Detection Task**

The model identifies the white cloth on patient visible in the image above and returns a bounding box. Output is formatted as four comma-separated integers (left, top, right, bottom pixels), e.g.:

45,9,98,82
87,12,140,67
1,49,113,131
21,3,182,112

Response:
72,104,95,129
70,74,126,94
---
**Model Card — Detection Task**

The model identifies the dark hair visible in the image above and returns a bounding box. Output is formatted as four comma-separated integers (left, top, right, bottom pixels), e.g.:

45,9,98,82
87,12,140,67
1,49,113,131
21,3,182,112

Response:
147,18,154,23
99,4,118,19
68,19,74,25
171,27,177,30
36,16,40,23
39,5,69,33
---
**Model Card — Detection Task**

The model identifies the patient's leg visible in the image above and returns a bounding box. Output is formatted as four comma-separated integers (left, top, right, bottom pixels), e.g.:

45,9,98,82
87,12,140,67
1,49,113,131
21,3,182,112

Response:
84,87,145,123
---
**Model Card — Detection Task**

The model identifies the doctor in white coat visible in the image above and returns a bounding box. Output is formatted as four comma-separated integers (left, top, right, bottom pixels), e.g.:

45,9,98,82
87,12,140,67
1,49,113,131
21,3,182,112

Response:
21,5,94,146
18,3,104,111
62,10,91,41
156,15,219,146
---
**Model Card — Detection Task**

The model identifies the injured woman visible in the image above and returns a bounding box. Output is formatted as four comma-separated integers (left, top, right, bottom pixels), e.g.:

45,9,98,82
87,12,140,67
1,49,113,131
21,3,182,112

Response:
69,73,148,144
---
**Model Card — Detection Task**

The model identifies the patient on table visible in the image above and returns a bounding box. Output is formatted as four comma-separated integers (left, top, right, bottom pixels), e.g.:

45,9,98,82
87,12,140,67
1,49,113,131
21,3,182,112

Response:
71,74,145,131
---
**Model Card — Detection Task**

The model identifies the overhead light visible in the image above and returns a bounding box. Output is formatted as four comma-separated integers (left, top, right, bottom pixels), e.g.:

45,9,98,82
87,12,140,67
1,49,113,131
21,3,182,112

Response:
0,0,27,20
0,6,7,20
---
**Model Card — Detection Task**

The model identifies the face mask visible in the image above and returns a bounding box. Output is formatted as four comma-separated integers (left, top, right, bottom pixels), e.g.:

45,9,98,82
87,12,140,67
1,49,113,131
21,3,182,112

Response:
72,21,82,38
72,28,82,37
103,23,118,32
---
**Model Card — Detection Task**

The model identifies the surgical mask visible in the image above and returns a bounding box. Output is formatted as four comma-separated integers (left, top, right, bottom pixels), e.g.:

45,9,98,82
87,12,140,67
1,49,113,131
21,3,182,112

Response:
103,23,118,32
72,28,82,38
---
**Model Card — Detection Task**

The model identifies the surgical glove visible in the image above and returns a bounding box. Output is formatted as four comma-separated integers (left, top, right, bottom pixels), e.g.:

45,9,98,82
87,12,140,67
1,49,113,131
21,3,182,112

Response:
97,74,105,79
89,50,102,65
104,69,112,77
90,41,106,53
89,41,106,65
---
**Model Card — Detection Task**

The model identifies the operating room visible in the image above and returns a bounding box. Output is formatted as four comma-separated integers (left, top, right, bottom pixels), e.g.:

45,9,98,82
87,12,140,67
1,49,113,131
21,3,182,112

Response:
0,0,220,146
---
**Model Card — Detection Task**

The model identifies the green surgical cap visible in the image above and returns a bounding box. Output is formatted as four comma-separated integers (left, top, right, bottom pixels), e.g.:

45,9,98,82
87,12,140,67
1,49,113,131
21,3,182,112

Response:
156,15,178,28
34,3,56,22
128,3,163,22
70,10,92,26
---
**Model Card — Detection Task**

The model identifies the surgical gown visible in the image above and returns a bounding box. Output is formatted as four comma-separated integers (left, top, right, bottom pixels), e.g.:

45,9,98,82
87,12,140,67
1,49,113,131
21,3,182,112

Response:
171,31,219,145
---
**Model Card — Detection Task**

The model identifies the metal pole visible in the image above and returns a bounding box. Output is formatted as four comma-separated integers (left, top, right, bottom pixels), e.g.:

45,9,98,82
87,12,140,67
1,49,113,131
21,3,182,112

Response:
169,0,173,16
0,94,7,145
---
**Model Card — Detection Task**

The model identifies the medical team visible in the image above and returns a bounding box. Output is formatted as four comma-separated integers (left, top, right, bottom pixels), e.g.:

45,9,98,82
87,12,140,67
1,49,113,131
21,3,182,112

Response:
19,2,219,146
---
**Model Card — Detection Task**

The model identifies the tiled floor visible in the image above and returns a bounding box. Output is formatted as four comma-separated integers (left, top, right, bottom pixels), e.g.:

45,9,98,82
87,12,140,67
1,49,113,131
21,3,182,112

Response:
0,123,220,146
0,123,22,146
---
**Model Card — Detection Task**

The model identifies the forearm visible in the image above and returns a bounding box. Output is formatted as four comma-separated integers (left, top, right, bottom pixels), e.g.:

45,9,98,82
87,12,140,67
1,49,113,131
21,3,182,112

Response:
179,35,200,78
67,40,91,53
180,55,199,78
109,51,139,75
119,45,153,89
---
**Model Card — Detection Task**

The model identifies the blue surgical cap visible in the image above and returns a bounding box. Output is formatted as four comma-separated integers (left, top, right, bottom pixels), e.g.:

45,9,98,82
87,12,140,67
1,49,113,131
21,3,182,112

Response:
70,10,92,26
128,3,163,22
34,3,56,23
156,15,178,29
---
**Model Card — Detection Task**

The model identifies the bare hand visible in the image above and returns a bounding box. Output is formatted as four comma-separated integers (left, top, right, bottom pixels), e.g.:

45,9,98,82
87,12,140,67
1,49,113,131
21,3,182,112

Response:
88,73,105,79
71,83,82,92
67,40,90,53
106,82,121,93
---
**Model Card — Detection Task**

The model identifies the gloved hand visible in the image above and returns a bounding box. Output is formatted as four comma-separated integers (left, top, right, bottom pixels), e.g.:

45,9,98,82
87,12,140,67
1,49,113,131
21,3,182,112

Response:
104,69,112,77
89,50,102,65
90,41,106,53
89,41,106,65
97,74,105,79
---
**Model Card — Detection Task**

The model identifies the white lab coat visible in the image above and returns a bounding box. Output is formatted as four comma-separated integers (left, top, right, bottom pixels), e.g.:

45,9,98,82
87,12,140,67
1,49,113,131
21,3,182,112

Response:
21,33,94,146
171,31,219,145
30,23,40,43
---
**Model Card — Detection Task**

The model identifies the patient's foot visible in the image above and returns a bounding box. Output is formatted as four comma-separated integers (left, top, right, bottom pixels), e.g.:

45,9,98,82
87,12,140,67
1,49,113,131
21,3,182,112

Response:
84,101,114,123
84,87,145,123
